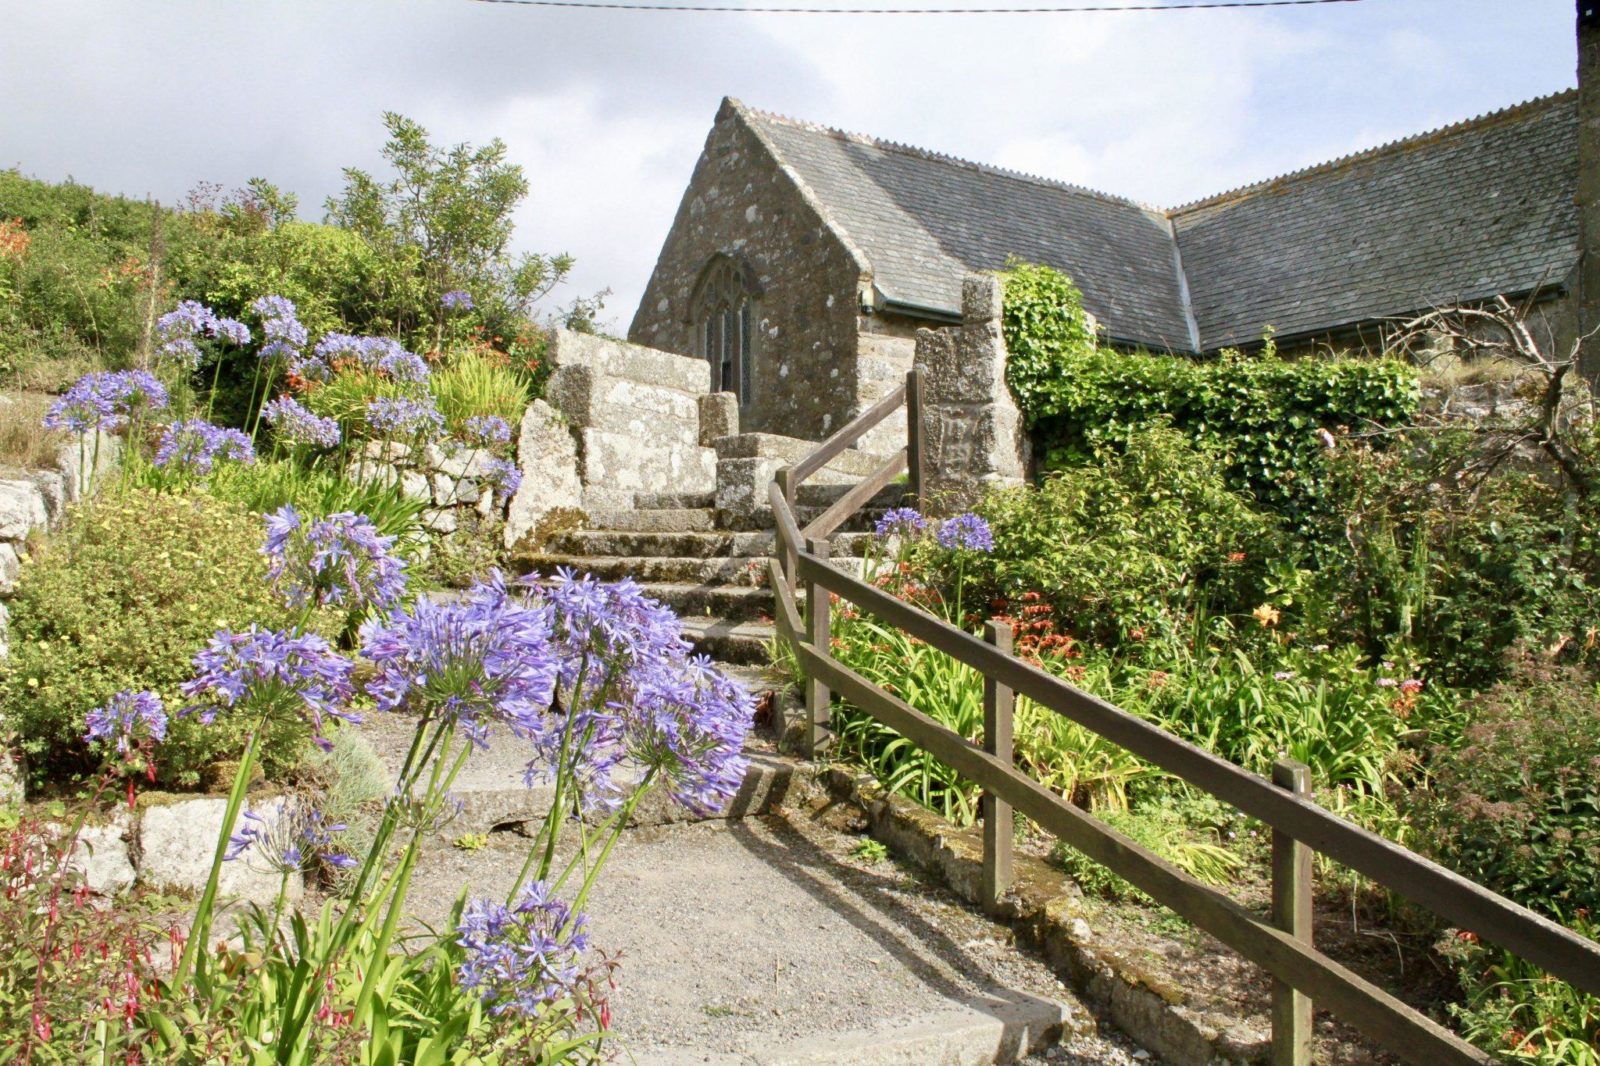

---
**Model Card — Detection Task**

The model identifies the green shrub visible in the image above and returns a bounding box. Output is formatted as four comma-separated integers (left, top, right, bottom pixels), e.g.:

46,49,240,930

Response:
1403,659,1600,920
968,425,1281,646
1052,789,1246,905
998,259,1098,417
0,489,313,790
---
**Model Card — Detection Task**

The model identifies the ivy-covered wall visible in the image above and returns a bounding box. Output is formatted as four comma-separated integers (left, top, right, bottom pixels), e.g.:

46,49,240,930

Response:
999,262,1422,526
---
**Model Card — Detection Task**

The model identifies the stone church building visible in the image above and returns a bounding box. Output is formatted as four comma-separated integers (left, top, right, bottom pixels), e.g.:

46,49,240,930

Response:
630,91,1585,449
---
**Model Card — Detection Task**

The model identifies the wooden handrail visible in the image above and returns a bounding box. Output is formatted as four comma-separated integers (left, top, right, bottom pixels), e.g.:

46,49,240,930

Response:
800,448,908,542
791,381,907,486
762,363,1600,1064
796,551,1600,996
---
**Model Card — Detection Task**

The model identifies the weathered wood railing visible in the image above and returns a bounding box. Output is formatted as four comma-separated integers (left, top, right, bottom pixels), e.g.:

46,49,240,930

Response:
768,369,1600,1066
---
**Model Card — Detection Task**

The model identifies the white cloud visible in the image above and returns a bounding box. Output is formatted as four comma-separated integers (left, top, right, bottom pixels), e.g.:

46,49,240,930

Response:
0,0,1577,326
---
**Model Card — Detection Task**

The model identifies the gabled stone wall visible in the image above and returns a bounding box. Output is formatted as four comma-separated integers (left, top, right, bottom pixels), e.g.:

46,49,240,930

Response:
628,99,869,443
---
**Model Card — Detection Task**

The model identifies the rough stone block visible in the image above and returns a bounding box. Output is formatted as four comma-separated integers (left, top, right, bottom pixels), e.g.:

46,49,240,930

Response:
54,432,120,501
68,815,136,894
715,456,784,523
28,471,67,525
921,405,1029,513
399,470,431,502
579,429,715,497
0,481,49,541
0,543,19,595
0,600,9,662
436,446,494,482
962,273,1004,325
548,329,709,395
698,392,739,446
421,508,458,535
505,400,584,549
138,796,303,905
431,472,480,506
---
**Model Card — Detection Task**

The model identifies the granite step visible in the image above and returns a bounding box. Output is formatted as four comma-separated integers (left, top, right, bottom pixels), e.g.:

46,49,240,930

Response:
519,553,870,586
634,582,774,623
584,508,716,533
678,615,776,665
634,491,716,510
548,529,876,560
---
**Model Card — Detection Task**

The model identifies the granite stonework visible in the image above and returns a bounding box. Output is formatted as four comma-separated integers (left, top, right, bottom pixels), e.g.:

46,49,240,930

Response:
628,99,873,444
504,399,583,548
913,275,1030,514
139,795,303,904
538,330,717,513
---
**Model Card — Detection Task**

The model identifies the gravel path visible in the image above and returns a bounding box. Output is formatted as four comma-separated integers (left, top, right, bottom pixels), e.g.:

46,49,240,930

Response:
399,804,1155,1063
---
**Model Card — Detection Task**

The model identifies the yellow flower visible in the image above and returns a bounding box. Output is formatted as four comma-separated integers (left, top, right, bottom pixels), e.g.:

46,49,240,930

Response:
1252,603,1281,627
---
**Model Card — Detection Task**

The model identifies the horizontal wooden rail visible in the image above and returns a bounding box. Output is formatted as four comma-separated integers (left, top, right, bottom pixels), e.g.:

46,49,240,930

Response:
801,448,908,542
790,381,907,487
792,550,1600,996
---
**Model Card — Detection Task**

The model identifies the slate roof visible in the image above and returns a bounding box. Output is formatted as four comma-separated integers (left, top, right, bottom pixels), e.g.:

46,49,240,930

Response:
733,92,1580,354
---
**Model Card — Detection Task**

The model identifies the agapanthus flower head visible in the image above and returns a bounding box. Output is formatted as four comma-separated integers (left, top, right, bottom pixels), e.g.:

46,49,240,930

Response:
180,625,358,750
874,507,927,539
376,347,430,383
457,879,589,1016
463,414,512,448
225,801,356,872
42,370,169,434
936,512,994,553
288,352,332,383
263,506,408,613
359,571,559,749
155,300,250,367
251,294,309,360
153,418,255,476
441,290,474,311
519,570,753,814
262,395,341,449
313,332,366,367
484,457,522,504
84,690,168,755
367,396,444,440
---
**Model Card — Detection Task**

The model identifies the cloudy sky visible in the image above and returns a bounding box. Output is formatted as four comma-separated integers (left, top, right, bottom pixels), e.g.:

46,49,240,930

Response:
0,0,1578,331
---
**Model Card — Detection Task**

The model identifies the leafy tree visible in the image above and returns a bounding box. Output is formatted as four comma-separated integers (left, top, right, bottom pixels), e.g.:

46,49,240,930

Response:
325,112,572,349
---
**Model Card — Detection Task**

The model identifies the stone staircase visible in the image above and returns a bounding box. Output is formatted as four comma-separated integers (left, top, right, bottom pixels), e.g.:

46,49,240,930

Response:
517,482,911,666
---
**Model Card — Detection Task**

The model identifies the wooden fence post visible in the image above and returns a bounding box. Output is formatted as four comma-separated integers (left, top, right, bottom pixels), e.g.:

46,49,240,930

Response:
905,368,925,507
776,466,798,582
1271,758,1314,1066
804,538,832,758
981,620,1015,910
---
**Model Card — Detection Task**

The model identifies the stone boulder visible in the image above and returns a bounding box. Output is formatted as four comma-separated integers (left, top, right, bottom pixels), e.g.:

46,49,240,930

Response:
504,400,583,549
0,480,49,541
68,815,137,894
139,795,303,905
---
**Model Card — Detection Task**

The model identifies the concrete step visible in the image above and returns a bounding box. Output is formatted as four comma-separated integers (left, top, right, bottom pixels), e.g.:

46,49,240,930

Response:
521,553,769,585
679,616,776,665
712,432,893,479
635,491,716,509
585,508,717,533
796,480,912,509
548,530,876,561
636,582,774,623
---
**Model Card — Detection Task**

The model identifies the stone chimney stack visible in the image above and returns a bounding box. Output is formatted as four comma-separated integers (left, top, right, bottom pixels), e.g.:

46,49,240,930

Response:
1579,0,1600,376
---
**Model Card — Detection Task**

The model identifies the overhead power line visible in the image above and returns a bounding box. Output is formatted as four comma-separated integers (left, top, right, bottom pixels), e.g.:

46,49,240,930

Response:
469,0,1361,15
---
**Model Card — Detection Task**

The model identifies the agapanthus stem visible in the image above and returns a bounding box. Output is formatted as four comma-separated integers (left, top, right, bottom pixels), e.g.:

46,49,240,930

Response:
511,655,590,901
568,768,656,918
173,723,267,987
205,349,226,422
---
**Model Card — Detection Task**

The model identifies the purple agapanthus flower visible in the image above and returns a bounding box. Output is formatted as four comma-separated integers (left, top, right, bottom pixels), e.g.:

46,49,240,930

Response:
463,414,512,448
42,370,169,434
83,690,168,755
378,348,431,383
153,418,256,475
874,507,927,539
521,570,753,814
262,395,342,449
359,571,560,749
155,300,251,368
226,802,356,872
263,506,409,613
484,457,522,504
936,512,994,553
251,294,309,361
441,290,474,311
457,879,588,1016
181,625,358,750
367,396,445,439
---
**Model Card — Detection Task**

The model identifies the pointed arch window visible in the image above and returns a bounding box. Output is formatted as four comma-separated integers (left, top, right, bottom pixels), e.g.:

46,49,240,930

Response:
693,257,756,406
